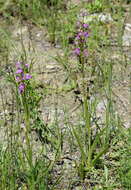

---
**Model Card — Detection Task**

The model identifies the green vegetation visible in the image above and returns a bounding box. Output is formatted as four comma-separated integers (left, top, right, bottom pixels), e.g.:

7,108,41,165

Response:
0,0,130,189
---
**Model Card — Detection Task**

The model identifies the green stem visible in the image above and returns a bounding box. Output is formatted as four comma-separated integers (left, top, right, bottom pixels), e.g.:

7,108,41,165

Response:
84,97,91,168
106,63,112,143
81,54,92,168
23,95,33,168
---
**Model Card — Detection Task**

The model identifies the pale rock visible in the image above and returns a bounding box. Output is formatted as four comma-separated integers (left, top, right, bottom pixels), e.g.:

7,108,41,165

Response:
79,13,113,23
123,23,131,46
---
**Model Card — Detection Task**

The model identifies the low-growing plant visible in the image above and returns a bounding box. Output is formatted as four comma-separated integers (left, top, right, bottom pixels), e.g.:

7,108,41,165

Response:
119,128,131,189
3,53,57,188
43,0,68,45
0,28,11,67
62,13,117,179
86,0,106,13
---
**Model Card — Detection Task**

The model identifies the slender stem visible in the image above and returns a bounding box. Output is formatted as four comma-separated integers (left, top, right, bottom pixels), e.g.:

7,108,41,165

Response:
81,54,92,168
106,63,112,144
23,94,33,168
84,97,91,168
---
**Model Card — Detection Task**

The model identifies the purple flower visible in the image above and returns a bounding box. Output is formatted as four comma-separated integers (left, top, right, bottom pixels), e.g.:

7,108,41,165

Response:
76,31,89,39
76,35,80,40
18,83,25,93
16,76,20,82
16,68,23,74
24,74,32,80
74,48,80,55
78,32,83,37
76,21,81,27
83,32,89,37
83,23,88,28
76,32,84,40
25,64,29,68
16,62,22,68
74,40,79,45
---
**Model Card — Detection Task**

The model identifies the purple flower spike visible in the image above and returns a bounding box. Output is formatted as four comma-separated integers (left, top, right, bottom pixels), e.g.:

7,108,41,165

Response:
83,23,88,28
18,83,25,93
16,68,23,74
24,74,32,80
74,48,80,55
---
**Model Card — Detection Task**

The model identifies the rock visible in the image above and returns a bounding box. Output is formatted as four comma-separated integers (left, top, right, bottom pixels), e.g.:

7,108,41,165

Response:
13,26,28,37
0,109,8,116
123,23,131,46
79,13,113,23
46,64,61,73
75,186,83,190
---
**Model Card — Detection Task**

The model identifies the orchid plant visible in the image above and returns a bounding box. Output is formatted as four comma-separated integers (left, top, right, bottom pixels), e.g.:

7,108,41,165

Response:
15,61,32,94
71,15,111,179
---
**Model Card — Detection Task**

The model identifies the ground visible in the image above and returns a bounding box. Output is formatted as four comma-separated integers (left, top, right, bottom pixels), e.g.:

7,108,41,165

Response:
0,0,131,189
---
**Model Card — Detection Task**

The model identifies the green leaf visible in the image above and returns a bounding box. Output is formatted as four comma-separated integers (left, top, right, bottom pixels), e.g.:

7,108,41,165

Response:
89,127,106,162
71,126,87,163
92,144,109,166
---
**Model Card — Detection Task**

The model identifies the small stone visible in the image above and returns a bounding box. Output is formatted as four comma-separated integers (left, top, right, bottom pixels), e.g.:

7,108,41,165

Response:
123,23,131,46
75,186,82,190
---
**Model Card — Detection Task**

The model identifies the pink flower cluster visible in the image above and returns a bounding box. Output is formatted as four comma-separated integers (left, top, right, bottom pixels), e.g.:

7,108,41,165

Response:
74,21,89,58
15,62,32,93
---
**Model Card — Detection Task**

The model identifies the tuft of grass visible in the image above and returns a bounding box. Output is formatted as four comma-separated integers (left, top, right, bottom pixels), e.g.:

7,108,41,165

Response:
119,129,131,189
